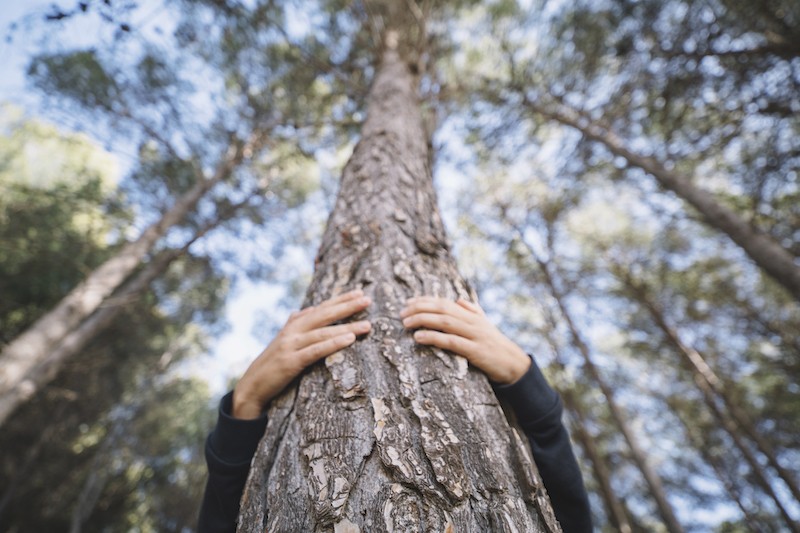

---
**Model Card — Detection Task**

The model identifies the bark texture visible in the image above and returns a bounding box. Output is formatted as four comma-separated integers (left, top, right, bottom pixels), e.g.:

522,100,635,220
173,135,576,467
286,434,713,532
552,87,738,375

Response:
237,42,560,533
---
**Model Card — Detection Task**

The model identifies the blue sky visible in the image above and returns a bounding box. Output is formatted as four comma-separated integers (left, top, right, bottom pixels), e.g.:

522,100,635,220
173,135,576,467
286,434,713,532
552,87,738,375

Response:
0,0,464,397
0,0,273,393
3,4,790,527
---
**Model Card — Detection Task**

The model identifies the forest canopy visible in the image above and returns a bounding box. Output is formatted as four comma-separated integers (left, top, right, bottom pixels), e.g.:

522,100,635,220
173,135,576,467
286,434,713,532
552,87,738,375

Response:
0,0,797,531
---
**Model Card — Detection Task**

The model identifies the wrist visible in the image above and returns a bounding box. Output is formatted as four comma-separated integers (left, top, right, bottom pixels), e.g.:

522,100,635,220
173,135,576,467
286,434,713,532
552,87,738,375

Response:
497,343,531,384
232,384,265,420
507,349,532,384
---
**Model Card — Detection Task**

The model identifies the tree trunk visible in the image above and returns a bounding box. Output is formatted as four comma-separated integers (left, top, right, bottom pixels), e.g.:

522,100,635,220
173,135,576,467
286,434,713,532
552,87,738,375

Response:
615,272,800,531
0,140,251,407
509,228,684,533
519,95,800,302
562,399,632,533
667,397,769,533
541,328,633,533
0,248,180,427
0,191,256,426
619,271,800,506
237,35,561,533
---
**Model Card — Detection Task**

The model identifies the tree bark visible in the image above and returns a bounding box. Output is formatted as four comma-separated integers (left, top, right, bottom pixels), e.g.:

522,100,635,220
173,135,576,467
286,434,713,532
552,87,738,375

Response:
237,36,561,533
0,137,258,408
519,95,800,302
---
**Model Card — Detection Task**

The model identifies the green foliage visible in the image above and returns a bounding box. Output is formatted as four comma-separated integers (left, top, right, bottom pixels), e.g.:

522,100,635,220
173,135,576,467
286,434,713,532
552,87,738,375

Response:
131,142,201,199
28,50,121,111
5,0,798,530
448,0,800,524
0,112,222,532
0,106,127,341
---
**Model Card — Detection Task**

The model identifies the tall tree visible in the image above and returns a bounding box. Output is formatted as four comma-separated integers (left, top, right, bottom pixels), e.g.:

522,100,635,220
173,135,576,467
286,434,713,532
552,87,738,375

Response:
0,109,226,531
0,187,262,425
0,136,253,412
0,0,340,420
515,97,800,302
444,2,800,525
612,265,800,506
538,326,633,533
506,225,684,533
237,9,561,532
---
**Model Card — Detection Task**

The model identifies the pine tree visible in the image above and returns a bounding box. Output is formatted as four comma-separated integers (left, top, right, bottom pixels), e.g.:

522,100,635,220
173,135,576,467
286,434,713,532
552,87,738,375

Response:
237,10,561,532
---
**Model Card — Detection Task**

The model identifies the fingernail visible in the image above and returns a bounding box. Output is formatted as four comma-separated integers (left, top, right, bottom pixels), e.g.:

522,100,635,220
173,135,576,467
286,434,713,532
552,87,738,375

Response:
361,297,371,305
402,318,411,327
358,320,371,329
344,332,356,342
413,331,426,341
399,308,408,318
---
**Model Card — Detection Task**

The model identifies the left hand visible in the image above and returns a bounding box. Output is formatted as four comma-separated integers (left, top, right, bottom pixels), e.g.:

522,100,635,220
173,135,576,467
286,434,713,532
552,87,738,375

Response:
400,296,531,384
232,289,372,419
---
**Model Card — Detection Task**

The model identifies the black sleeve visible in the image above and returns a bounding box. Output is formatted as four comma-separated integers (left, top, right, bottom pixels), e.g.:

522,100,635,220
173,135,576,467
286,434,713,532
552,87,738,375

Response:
197,391,268,533
198,361,592,533
493,355,593,533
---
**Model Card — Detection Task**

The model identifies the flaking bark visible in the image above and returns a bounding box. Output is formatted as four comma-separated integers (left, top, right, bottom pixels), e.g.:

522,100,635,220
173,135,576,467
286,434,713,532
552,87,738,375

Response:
237,39,560,533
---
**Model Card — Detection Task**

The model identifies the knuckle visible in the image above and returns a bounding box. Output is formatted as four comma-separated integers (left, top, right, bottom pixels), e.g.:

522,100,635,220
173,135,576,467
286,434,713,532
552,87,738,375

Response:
282,334,302,351
289,333,303,347
336,335,351,347
301,345,322,364
310,343,326,358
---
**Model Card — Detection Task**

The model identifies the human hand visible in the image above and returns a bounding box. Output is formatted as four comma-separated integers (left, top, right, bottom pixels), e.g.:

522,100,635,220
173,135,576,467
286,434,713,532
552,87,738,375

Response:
400,296,531,384
232,289,372,419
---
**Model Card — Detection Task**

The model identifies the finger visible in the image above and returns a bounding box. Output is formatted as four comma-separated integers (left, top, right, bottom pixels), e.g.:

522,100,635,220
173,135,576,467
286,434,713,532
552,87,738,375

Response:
296,320,371,349
297,332,357,366
402,312,474,339
288,306,314,321
457,298,484,315
290,290,363,321
413,329,477,359
297,295,371,331
317,289,364,309
400,297,473,323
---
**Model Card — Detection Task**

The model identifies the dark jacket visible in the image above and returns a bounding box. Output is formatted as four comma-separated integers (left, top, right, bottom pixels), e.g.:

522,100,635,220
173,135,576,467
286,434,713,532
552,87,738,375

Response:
198,356,593,532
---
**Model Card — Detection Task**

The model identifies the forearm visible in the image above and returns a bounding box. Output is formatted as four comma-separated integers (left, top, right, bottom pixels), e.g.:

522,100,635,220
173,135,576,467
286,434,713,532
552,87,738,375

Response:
493,355,593,533
198,392,268,533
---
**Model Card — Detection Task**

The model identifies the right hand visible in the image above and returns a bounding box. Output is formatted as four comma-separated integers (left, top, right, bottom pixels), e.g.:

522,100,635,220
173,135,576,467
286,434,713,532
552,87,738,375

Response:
232,289,372,419
400,296,531,384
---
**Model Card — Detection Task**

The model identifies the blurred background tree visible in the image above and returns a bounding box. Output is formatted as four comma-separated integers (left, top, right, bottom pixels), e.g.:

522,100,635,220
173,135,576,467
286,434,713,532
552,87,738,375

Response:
0,0,797,531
